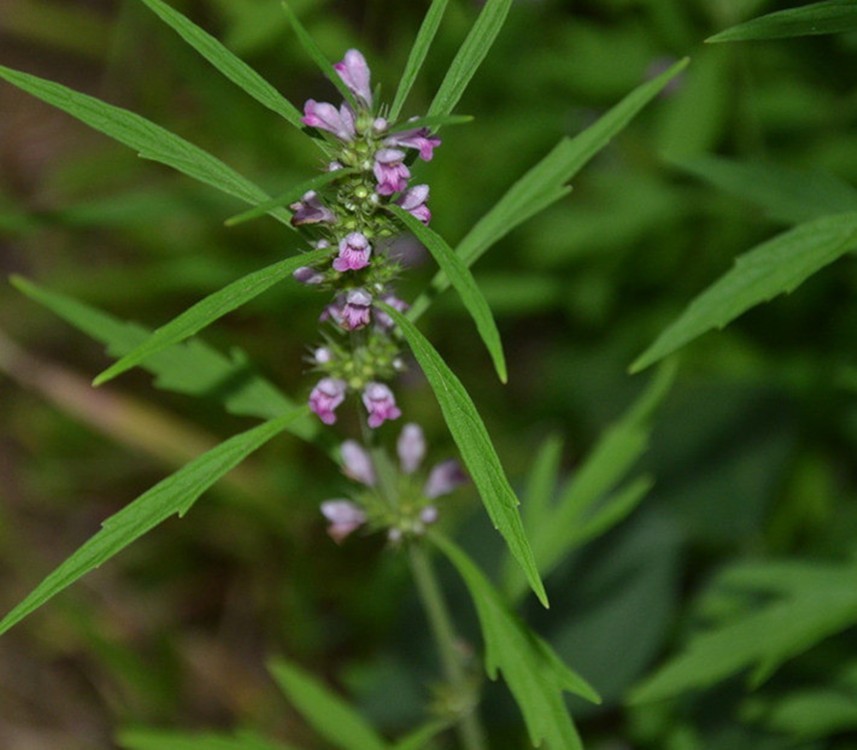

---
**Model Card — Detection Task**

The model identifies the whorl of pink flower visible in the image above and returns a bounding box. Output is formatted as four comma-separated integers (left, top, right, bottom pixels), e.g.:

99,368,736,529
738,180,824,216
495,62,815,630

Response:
333,49,373,107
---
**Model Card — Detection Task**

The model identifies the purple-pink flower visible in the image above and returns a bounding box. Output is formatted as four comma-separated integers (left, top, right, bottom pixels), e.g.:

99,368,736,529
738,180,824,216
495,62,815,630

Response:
302,100,356,141
290,190,336,226
424,459,467,499
373,148,410,196
341,440,376,486
385,127,441,161
396,184,431,225
320,499,366,543
309,377,347,425
362,382,401,428
334,49,373,107
397,423,426,474
341,288,373,330
333,232,372,272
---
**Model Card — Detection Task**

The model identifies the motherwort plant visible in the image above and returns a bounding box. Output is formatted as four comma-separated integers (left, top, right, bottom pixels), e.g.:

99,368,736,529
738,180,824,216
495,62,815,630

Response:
0,1,691,747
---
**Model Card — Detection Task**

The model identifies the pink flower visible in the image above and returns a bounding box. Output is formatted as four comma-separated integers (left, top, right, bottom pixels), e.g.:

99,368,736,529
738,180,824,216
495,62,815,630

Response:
424,460,467,499
397,423,426,474
321,499,366,543
341,288,373,330
385,127,441,161
373,148,410,196
301,100,356,141
333,49,373,107
290,190,336,226
362,382,401,428
309,377,347,424
396,184,431,225
341,440,376,486
333,232,372,272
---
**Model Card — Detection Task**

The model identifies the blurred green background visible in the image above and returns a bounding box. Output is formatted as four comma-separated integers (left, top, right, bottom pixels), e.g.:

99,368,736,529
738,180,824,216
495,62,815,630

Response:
2,1,857,748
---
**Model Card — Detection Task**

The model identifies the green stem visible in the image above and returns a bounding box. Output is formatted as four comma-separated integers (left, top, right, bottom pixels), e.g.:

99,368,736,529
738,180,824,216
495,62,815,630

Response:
408,542,487,750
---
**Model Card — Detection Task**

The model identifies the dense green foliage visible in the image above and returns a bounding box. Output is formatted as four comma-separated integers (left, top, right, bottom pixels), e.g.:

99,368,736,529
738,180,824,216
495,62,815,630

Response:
2,1,857,749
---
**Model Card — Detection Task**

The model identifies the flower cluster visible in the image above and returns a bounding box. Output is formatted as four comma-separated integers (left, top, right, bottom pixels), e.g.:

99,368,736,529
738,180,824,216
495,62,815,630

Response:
321,424,466,544
291,50,465,543
294,49,439,430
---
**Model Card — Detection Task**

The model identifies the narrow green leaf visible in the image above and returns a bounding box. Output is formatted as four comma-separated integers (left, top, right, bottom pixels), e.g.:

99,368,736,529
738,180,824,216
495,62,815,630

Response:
433,534,598,749
379,303,546,607
10,276,317,436
136,0,303,127
674,155,857,224
0,65,291,225
630,560,857,703
269,659,388,750
93,247,328,385
118,728,298,750
0,409,305,637
225,169,356,227
630,211,857,373
410,58,689,321
388,205,506,382
505,362,674,602
707,0,857,42
428,0,513,117
390,0,451,120
280,3,356,109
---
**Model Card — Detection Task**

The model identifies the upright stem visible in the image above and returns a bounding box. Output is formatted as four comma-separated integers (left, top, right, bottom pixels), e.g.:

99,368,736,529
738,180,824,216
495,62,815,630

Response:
408,542,487,750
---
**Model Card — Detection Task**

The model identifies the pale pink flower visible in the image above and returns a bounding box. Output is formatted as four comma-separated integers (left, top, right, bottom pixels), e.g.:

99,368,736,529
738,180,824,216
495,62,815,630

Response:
341,440,376,486
362,382,401,428
309,377,347,425
302,100,356,141
321,499,366,543
397,423,426,474
373,148,410,195
385,127,441,161
396,184,431,224
290,190,336,226
424,460,467,499
333,49,373,107
341,288,372,330
333,232,372,272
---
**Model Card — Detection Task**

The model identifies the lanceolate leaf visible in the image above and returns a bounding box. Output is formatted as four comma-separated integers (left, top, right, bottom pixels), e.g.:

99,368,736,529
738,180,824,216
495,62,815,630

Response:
390,0,450,120
388,205,507,382
428,0,513,117
0,408,306,637
269,659,388,750
707,0,857,42
630,211,857,373
0,66,291,225
136,0,303,128
504,362,674,603
410,58,689,321
379,303,547,607
630,560,857,703
674,155,857,224
93,248,329,385
10,277,317,437
433,534,598,749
